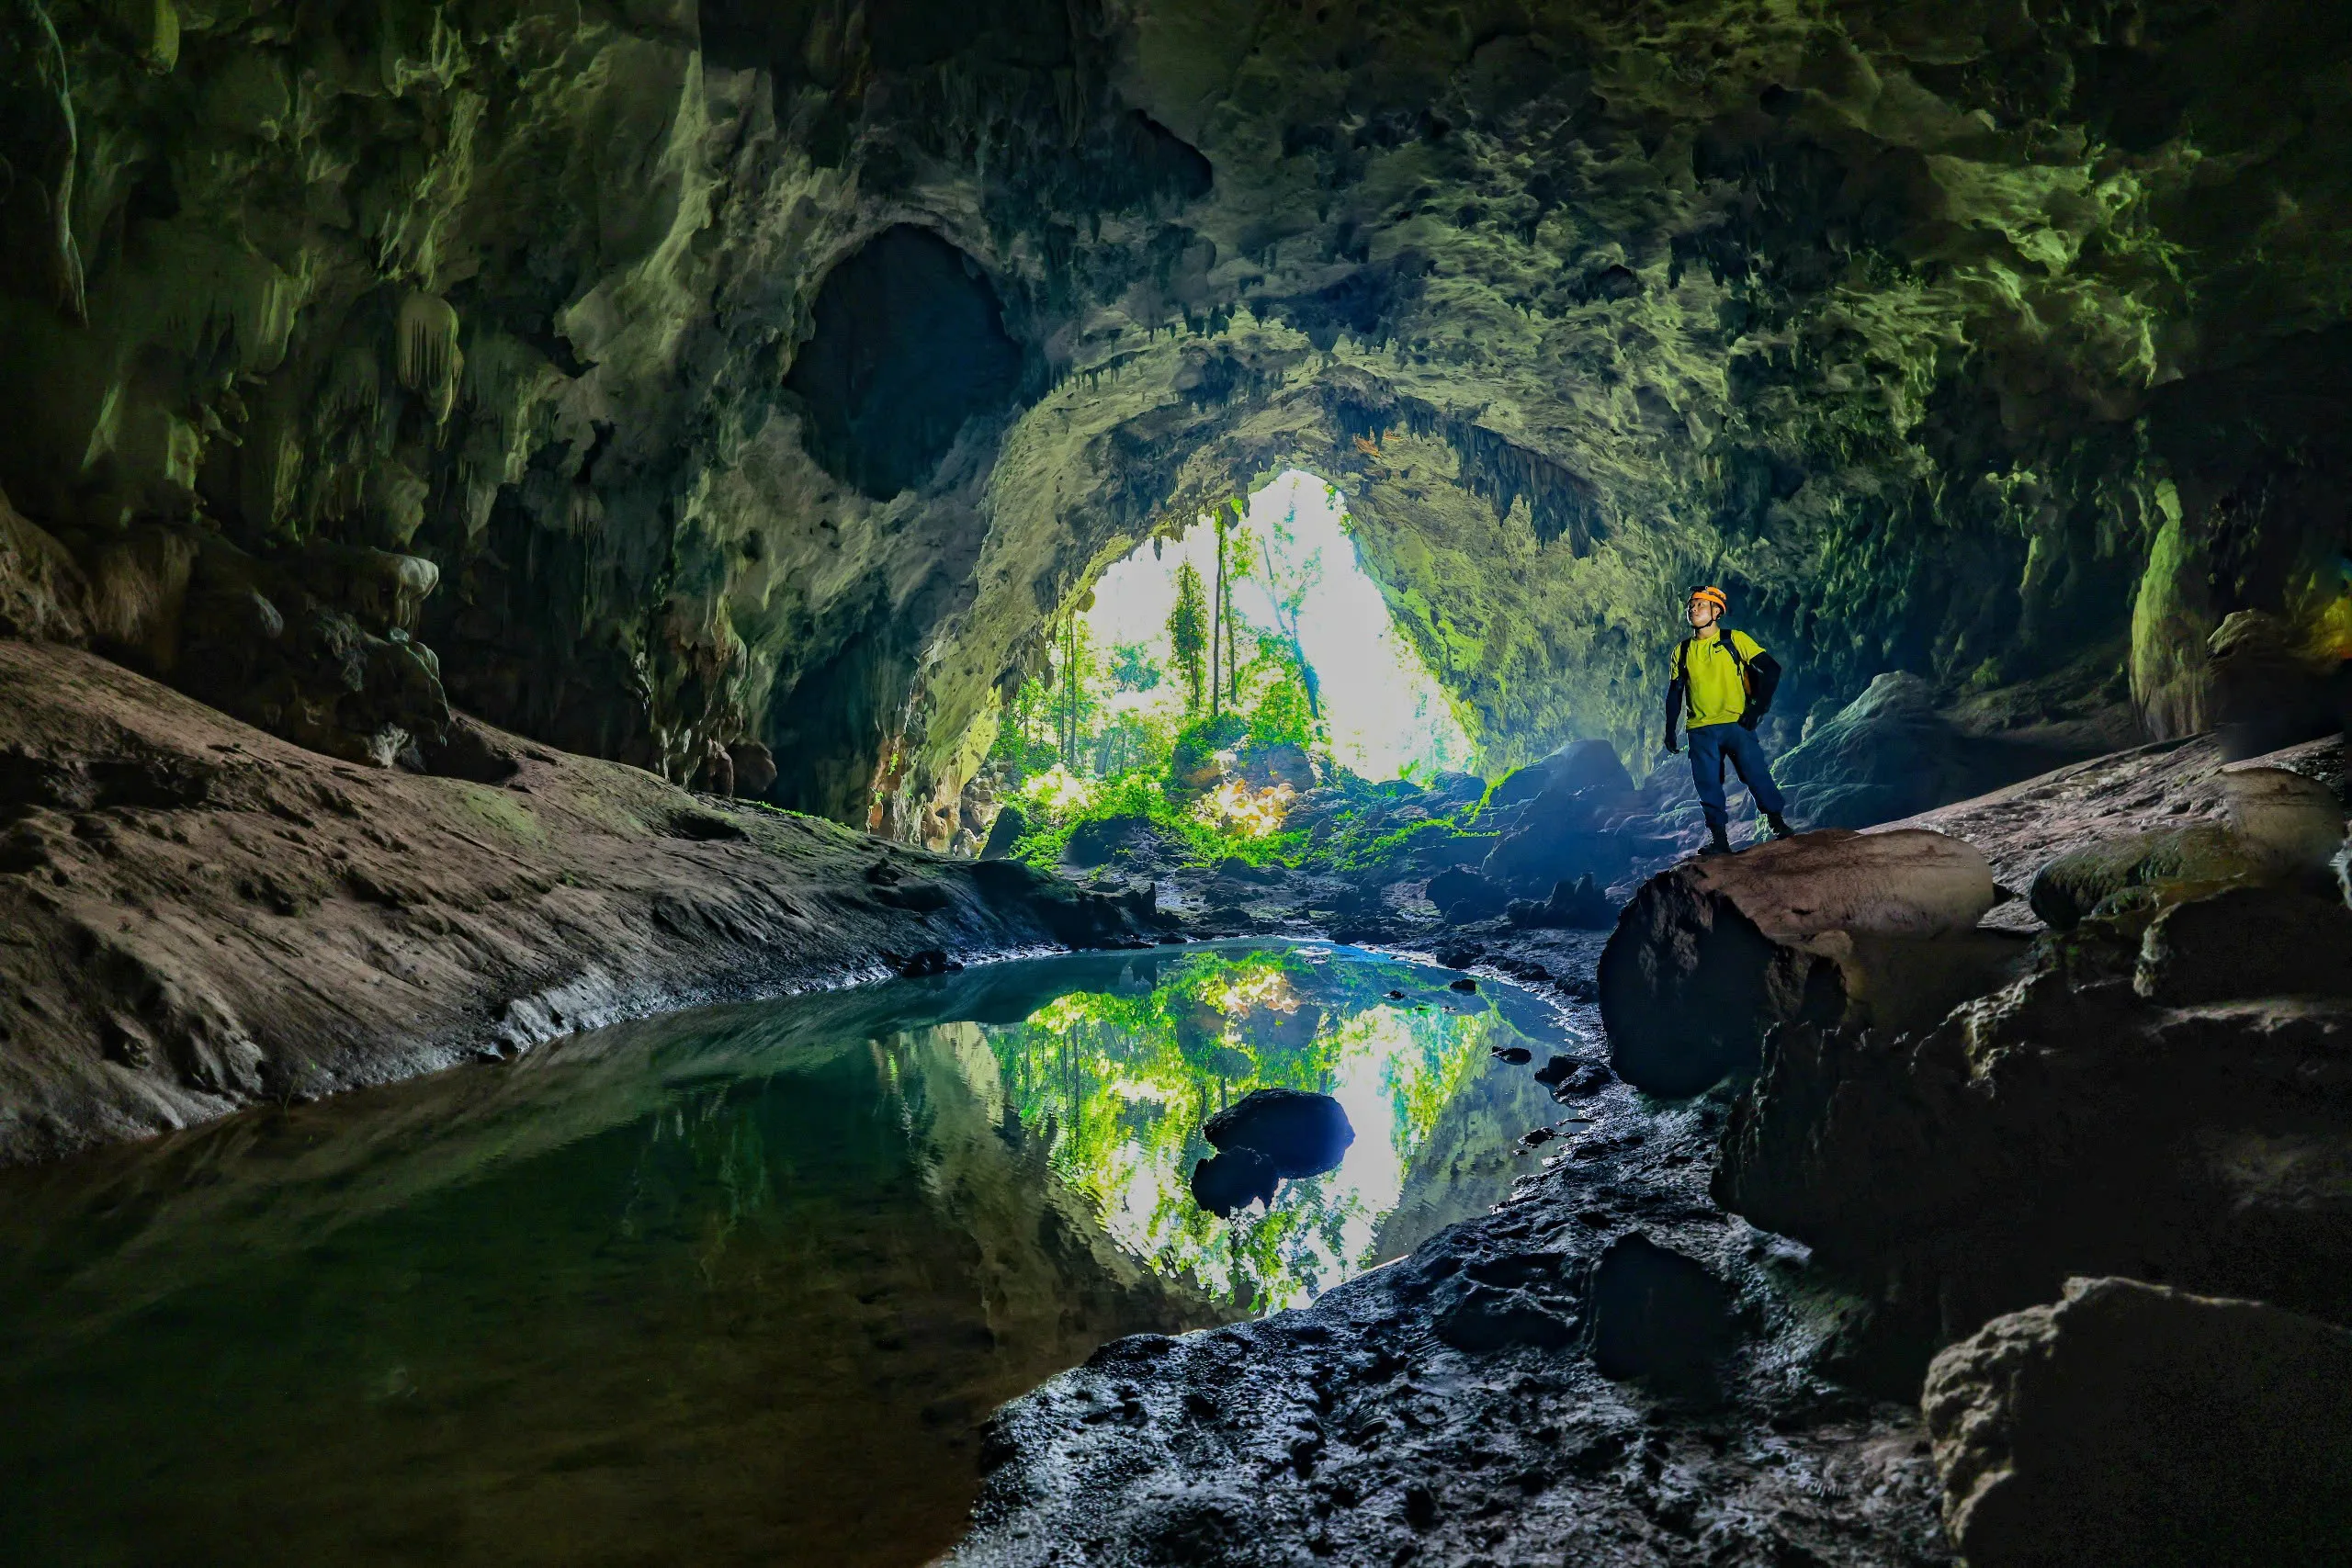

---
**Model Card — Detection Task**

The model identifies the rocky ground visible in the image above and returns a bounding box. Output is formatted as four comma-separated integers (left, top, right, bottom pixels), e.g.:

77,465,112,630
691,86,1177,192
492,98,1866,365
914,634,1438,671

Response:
0,641,1154,1166
956,727,2352,1566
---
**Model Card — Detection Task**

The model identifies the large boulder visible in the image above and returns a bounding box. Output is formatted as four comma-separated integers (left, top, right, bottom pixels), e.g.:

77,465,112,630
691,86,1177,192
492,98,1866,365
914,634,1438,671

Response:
1506,874,1614,930
1775,672,2098,830
1714,899,2352,1361
1478,739,1657,895
1427,866,1509,922
1923,1277,2352,1568
1063,812,1165,869
2135,883,2352,1006
1598,829,2008,1096
2029,766,2346,929
978,802,1027,860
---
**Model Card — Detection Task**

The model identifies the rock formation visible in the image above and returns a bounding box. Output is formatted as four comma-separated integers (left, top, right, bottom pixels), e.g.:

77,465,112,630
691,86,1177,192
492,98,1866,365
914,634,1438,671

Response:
1597,827,2012,1095
1922,1278,2352,1568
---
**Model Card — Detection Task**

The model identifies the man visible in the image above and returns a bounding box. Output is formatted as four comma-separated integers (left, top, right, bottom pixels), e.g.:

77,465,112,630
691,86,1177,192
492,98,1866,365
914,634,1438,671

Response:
1663,585,1795,856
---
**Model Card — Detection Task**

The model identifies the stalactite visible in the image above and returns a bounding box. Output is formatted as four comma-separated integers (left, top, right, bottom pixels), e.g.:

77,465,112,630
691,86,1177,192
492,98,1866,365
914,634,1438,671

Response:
394,291,462,425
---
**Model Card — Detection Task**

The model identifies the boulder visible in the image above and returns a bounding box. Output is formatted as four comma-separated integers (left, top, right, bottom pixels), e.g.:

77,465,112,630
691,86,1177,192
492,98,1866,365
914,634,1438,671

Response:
1063,812,1163,868
727,739,778,797
1202,1088,1354,1179
979,802,1027,860
1505,874,1613,930
0,487,90,644
1427,866,1508,922
1478,740,1655,895
1237,739,1317,791
2030,825,2276,930
1423,770,1487,808
2207,609,2352,762
1598,829,2007,1096
1487,739,1628,813
2135,884,2352,1006
1715,917,2352,1363
1922,1277,2352,1568
1773,672,2087,830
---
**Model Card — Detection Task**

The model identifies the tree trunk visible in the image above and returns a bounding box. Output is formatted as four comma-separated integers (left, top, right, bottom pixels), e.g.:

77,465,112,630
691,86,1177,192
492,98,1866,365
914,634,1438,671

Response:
1210,517,1225,719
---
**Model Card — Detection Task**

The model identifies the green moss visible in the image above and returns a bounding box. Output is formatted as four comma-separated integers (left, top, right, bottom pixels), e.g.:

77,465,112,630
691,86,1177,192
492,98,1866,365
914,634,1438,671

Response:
453,784,546,846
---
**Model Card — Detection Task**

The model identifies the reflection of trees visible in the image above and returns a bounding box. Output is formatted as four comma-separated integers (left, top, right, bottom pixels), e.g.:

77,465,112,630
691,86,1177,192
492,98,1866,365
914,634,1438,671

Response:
972,949,1553,1312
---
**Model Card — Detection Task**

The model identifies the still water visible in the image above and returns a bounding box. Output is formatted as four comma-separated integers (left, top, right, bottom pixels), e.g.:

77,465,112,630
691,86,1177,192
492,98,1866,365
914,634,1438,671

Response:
0,942,1579,1566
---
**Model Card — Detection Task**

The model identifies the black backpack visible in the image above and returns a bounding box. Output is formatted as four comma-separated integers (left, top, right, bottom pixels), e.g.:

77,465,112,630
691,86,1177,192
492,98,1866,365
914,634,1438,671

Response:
1675,630,1757,702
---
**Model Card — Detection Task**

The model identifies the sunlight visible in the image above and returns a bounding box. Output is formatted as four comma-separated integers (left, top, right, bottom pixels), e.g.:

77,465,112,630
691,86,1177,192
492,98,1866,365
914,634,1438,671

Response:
1084,469,1470,781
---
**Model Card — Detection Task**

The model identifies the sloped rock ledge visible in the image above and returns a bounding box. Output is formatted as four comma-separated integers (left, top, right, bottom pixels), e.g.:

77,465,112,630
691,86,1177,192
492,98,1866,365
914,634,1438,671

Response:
0,642,1152,1166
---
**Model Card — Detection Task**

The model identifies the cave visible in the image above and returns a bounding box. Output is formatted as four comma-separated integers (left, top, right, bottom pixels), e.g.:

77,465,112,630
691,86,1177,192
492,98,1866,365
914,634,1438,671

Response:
3,0,2351,1562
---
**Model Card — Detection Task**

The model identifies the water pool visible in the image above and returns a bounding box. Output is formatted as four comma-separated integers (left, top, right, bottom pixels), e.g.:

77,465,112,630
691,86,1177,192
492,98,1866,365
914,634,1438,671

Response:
0,942,1583,1565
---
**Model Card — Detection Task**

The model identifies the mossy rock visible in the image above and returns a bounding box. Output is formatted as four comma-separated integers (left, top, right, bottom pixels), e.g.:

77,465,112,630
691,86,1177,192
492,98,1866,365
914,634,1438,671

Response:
2027,827,2271,931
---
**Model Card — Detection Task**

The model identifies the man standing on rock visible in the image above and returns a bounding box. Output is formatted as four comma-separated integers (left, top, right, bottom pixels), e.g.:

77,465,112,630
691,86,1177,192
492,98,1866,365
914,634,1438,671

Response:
1663,585,1796,856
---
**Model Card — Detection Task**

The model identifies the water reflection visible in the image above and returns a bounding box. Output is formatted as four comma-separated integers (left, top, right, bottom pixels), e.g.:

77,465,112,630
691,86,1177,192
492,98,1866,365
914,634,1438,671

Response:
974,943,1566,1310
0,942,1574,1567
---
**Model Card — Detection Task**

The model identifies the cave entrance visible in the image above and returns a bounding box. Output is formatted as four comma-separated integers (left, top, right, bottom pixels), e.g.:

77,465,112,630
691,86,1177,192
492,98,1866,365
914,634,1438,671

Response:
998,468,1469,795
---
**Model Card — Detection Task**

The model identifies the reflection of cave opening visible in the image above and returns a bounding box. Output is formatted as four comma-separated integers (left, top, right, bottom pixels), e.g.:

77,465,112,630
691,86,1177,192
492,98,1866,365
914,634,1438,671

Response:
1017,468,1469,784
785,225,1023,499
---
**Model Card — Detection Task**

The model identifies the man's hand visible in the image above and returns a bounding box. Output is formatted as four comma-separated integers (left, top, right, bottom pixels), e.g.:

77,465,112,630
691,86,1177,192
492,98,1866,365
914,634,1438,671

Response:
1661,736,1680,755
1738,713,1760,731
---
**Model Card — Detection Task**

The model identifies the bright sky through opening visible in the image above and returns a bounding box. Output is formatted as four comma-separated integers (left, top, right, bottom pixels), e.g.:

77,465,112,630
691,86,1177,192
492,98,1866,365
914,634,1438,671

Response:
1085,469,1472,781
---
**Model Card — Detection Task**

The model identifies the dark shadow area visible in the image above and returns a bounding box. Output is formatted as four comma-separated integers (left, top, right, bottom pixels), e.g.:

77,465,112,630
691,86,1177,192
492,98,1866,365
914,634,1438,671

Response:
785,225,1023,499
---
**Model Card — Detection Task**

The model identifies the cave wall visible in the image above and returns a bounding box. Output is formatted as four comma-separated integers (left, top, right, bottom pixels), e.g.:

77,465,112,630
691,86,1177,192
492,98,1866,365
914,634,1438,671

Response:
4,0,2350,839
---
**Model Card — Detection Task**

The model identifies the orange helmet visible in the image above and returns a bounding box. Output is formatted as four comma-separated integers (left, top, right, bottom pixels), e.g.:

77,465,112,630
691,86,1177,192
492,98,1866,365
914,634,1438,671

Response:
1689,586,1729,613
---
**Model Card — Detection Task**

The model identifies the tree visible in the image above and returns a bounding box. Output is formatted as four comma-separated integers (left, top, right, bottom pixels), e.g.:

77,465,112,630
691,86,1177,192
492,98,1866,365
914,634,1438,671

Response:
1209,511,1227,717
1168,559,1209,712
1255,506,1324,717
1052,608,1098,769
1108,641,1162,693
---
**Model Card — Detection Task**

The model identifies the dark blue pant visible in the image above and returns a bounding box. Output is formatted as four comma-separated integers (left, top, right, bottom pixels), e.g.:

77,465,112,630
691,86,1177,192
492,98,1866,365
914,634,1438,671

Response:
1688,722,1785,830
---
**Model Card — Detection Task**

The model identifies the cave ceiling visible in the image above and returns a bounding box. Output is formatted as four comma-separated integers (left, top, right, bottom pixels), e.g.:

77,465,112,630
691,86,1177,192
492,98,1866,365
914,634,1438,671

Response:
3,0,2351,841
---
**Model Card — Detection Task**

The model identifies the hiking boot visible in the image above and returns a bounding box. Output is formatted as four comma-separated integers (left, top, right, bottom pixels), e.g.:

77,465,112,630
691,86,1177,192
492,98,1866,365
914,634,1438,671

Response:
1700,824,1734,857
1766,811,1796,840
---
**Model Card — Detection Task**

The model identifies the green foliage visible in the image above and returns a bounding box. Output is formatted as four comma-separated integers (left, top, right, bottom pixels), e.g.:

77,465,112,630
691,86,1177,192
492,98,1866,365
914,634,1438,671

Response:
1166,710,1248,795
1168,560,1209,712
1108,641,1162,693
1006,762,1309,873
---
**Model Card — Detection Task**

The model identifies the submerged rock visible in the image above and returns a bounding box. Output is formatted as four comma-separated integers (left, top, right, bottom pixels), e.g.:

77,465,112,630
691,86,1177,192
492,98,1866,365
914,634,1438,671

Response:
1202,1088,1354,1179
1923,1277,2352,1568
1188,1147,1280,1219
